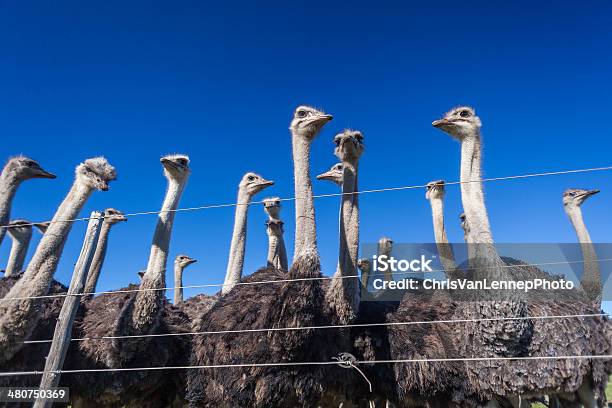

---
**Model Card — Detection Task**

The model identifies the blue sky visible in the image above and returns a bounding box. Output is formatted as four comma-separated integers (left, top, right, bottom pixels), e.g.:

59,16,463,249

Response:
1,1,611,311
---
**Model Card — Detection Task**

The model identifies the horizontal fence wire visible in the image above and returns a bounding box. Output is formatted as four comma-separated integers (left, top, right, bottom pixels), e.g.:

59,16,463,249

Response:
1,165,611,230
2,258,610,302
1,354,611,377
22,312,609,345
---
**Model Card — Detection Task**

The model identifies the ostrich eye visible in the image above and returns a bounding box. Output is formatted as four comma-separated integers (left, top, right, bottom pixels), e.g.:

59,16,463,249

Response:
297,110,307,118
459,110,471,118
569,192,576,197
247,175,255,182
334,138,341,146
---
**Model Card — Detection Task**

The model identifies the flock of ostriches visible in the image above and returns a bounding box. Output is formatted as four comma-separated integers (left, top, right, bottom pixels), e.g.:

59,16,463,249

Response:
0,106,610,408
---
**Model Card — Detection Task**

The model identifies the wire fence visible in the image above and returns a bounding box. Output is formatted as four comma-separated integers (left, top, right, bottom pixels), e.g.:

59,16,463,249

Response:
1,164,611,379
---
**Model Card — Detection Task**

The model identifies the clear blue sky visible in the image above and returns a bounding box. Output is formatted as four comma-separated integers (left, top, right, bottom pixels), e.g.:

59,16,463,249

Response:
1,1,611,310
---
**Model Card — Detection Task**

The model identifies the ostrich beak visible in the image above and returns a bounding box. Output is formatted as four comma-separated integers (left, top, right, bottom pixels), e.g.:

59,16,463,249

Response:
315,114,333,124
187,258,197,265
259,179,274,187
432,118,449,128
35,167,57,179
316,170,336,181
584,189,600,198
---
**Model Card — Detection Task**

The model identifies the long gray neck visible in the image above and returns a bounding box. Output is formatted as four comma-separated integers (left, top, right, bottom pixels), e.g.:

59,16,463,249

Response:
429,197,459,279
129,177,186,335
0,172,21,247
469,134,493,243
566,206,601,306
222,188,251,294
5,230,33,277
460,134,504,281
82,221,112,294
326,159,360,323
174,263,184,304
292,135,317,259
0,180,93,363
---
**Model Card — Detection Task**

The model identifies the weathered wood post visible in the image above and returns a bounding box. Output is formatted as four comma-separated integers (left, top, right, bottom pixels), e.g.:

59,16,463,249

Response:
34,211,103,408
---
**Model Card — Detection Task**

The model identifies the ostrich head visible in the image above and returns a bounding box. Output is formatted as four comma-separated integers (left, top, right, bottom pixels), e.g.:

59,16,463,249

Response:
240,172,274,196
76,157,117,191
263,197,281,219
425,180,446,200
33,221,50,234
334,130,364,163
160,154,190,181
2,156,56,181
378,237,393,256
432,106,481,140
316,163,343,185
563,188,600,210
289,105,333,139
357,258,371,273
6,220,32,241
175,254,197,269
103,208,127,225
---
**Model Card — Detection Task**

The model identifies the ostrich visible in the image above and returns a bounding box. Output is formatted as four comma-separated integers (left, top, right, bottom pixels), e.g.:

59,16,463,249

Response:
221,172,274,294
357,258,372,291
434,107,610,407
174,254,197,304
563,188,602,307
377,236,394,284
425,180,461,279
82,208,127,295
263,197,288,272
188,106,352,407
68,154,191,407
459,212,469,242
0,157,115,364
325,129,364,325
4,220,33,277
0,156,55,246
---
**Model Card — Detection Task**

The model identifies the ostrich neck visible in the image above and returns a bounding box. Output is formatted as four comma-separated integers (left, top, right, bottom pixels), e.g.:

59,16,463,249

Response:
129,177,186,335
5,232,32,277
292,135,317,258
326,159,360,322
460,133,504,281
0,173,21,246
174,263,184,304
82,221,112,294
470,134,493,241
567,207,601,306
429,197,459,278
266,224,281,269
221,188,251,294
0,180,93,362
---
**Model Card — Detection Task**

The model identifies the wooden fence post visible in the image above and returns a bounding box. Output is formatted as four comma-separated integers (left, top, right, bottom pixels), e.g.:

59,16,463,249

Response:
34,211,103,408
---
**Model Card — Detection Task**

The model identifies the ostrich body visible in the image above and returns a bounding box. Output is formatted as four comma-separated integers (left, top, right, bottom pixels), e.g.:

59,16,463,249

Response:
4,220,33,277
0,157,55,246
68,155,191,407
221,172,274,294
82,208,127,294
563,188,602,307
325,130,364,325
174,254,196,304
425,181,461,279
187,106,347,407
0,157,115,364
263,197,288,271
